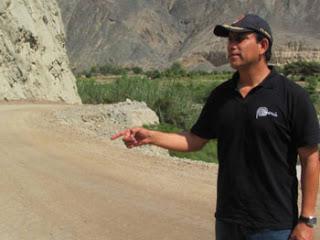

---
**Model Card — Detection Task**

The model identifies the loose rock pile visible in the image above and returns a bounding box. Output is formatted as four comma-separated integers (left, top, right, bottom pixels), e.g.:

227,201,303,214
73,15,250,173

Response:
53,99,170,157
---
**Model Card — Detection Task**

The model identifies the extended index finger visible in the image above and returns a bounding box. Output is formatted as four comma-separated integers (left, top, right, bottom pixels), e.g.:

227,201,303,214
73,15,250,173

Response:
110,130,129,140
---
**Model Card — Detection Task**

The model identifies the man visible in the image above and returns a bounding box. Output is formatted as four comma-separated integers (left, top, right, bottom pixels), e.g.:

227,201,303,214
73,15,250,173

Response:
112,14,320,240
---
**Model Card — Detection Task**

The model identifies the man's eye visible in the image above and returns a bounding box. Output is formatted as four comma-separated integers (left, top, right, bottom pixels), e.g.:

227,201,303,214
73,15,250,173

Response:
235,35,246,42
229,34,247,43
239,35,247,41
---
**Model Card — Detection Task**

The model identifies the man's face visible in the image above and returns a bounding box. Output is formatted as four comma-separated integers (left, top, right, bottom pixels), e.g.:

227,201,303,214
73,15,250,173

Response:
227,31,263,70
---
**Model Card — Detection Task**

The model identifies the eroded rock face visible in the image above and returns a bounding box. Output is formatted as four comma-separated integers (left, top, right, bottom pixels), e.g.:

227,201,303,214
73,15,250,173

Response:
0,0,81,103
273,41,320,65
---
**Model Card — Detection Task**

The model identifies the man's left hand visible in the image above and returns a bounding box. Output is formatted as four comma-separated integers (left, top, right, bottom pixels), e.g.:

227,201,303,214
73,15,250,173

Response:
290,222,314,240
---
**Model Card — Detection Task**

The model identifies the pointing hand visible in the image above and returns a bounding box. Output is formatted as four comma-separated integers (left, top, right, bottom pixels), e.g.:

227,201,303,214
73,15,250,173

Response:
111,128,152,148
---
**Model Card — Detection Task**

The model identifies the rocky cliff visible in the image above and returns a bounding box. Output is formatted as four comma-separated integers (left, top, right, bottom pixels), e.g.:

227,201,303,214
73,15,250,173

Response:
273,40,320,65
0,0,81,103
57,0,320,72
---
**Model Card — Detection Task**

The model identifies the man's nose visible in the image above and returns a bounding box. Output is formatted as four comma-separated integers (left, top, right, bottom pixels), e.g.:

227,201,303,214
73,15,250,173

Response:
228,41,238,50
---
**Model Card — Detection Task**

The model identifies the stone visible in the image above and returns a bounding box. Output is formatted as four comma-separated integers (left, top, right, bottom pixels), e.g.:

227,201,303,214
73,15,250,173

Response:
105,100,159,128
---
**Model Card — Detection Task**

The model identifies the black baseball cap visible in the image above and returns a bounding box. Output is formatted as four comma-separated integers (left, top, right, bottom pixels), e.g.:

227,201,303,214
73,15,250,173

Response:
213,14,273,45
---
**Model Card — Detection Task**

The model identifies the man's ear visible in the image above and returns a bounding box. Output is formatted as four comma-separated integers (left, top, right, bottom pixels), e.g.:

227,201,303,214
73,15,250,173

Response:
259,38,269,55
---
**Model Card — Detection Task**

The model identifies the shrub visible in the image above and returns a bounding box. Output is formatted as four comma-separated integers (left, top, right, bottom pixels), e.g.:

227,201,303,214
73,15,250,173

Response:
163,62,187,78
305,76,320,110
152,82,201,129
89,66,98,76
283,61,320,77
76,78,110,104
107,75,159,104
84,71,92,78
98,64,128,75
145,70,162,79
131,66,143,74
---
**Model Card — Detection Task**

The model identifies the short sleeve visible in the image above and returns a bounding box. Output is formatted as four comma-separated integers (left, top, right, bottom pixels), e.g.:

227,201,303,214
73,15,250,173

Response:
291,88,320,148
191,93,218,139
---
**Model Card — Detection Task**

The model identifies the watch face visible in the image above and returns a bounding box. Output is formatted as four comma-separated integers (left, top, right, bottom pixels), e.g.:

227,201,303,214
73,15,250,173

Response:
310,217,317,225
307,222,315,228
300,216,317,227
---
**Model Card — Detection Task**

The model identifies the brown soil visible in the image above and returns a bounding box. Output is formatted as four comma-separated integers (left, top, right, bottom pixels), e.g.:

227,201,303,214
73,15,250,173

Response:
0,104,216,240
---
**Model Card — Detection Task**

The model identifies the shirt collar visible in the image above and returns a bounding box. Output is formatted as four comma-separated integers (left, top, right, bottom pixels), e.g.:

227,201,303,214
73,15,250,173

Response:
230,66,276,90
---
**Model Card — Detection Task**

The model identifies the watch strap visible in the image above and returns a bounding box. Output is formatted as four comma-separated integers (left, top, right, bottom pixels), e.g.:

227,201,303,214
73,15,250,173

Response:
299,216,317,228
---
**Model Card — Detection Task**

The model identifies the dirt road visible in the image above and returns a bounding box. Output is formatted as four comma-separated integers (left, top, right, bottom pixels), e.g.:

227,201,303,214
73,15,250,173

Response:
0,104,216,240
0,104,318,240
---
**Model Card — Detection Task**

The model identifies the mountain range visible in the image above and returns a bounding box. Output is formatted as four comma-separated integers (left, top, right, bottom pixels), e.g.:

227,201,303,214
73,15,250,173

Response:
57,0,320,72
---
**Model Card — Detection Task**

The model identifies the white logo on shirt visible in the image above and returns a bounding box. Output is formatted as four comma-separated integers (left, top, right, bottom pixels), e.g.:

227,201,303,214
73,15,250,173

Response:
256,107,278,119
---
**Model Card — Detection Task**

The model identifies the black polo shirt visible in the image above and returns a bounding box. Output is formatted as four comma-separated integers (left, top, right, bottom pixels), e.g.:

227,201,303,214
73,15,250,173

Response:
191,68,320,229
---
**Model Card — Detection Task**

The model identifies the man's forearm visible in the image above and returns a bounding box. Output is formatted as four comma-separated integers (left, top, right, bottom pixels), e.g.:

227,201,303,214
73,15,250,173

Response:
300,148,320,216
149,130,208,152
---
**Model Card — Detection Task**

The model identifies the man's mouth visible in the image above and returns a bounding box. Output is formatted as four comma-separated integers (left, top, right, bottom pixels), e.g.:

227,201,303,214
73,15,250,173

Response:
229,53,241,58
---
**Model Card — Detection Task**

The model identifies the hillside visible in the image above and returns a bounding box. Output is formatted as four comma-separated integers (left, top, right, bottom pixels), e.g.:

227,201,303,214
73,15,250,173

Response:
57,0,320,72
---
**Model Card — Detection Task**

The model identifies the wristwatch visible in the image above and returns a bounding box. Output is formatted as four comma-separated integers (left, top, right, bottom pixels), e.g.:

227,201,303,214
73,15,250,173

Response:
299,216,317,228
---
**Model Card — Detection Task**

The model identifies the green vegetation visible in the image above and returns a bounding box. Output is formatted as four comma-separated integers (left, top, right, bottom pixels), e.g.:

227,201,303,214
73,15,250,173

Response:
145,62,187,79
83,64,130,77
77,61,320,163
281,61,320,77
145,123,217,163
305,76,320,112
77,64,227,163
77,74,223,130
279,61,320,111
79,62,231,80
